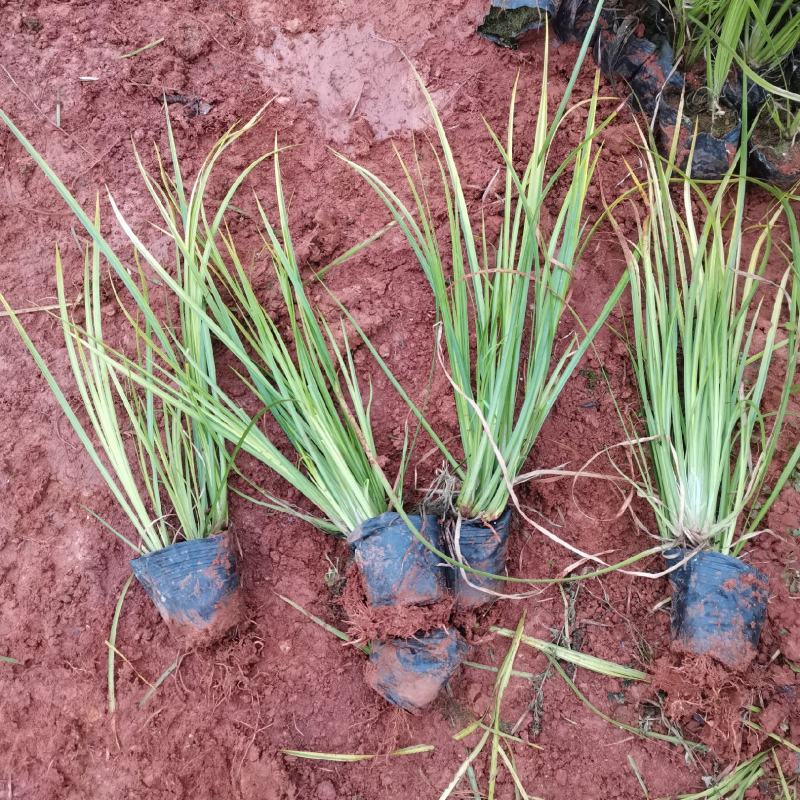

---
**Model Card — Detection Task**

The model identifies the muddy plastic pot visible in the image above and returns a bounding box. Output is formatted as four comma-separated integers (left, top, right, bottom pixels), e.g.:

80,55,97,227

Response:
131,530,244,648
477,0,557,48
595,26,657,85
656,100,740,180
553,0,603,42
348,513,446,608
625,42,684,116
451,508,512,609
365,628,469,713
665,548,769,670
749,137,800,188
721,70,768,118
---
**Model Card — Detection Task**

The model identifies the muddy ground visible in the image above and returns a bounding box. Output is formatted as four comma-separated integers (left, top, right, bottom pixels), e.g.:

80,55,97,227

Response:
1,1,798,798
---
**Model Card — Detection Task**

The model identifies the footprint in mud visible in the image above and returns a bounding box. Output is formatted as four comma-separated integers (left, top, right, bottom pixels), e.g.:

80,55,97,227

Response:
253,22,446,144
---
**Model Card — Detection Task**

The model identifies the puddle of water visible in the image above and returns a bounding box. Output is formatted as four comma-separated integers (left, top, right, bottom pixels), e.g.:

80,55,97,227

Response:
254,23,443,144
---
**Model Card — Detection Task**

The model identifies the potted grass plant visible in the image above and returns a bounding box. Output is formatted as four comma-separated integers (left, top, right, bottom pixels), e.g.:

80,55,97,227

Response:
586,0,800,179
344,19,625,609
666,0,800,177
611,134,800,669
0,154,240,648
199,149,455,612
750,94,800,186
673,0,800,112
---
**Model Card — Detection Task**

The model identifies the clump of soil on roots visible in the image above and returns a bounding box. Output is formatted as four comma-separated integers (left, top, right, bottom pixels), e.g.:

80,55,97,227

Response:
340,565,455,643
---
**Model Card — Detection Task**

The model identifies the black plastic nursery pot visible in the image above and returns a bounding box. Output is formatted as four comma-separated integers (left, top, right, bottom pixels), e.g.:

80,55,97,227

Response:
592,15,683,107
365,628,469,713
452,507,512,610
749,135,800,188
665,548,769,670
553,0,598,42
656,100,741,180
595,29,658,90
600,36,740,179
477,0,557,48
131,530,244,648
348,513,447,608
625,43,684,116
721,70,768,120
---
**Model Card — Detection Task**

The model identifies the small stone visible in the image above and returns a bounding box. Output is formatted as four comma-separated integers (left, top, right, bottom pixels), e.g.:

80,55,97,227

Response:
316,780,337,800
285,18,302,34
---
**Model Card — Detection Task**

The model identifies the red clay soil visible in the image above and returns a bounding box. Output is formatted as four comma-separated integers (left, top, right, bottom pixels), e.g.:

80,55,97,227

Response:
1,2,799,799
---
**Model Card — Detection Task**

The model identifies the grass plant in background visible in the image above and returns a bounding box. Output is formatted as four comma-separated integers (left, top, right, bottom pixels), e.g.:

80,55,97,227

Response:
611,133,800,667
763,94,800,146
344,10,627,605
669,0,800,107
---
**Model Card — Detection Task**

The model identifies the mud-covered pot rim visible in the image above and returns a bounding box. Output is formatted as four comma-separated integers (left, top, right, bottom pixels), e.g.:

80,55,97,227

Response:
347,511,435,545
662,546,767,582
457,506,513,528
130,529,234,570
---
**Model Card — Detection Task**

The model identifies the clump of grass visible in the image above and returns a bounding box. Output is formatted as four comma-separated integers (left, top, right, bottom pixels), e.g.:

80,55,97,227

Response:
0,108,236,555
611,135,800,554
670,0,800,108
344,10,625,523
196,146,410,534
